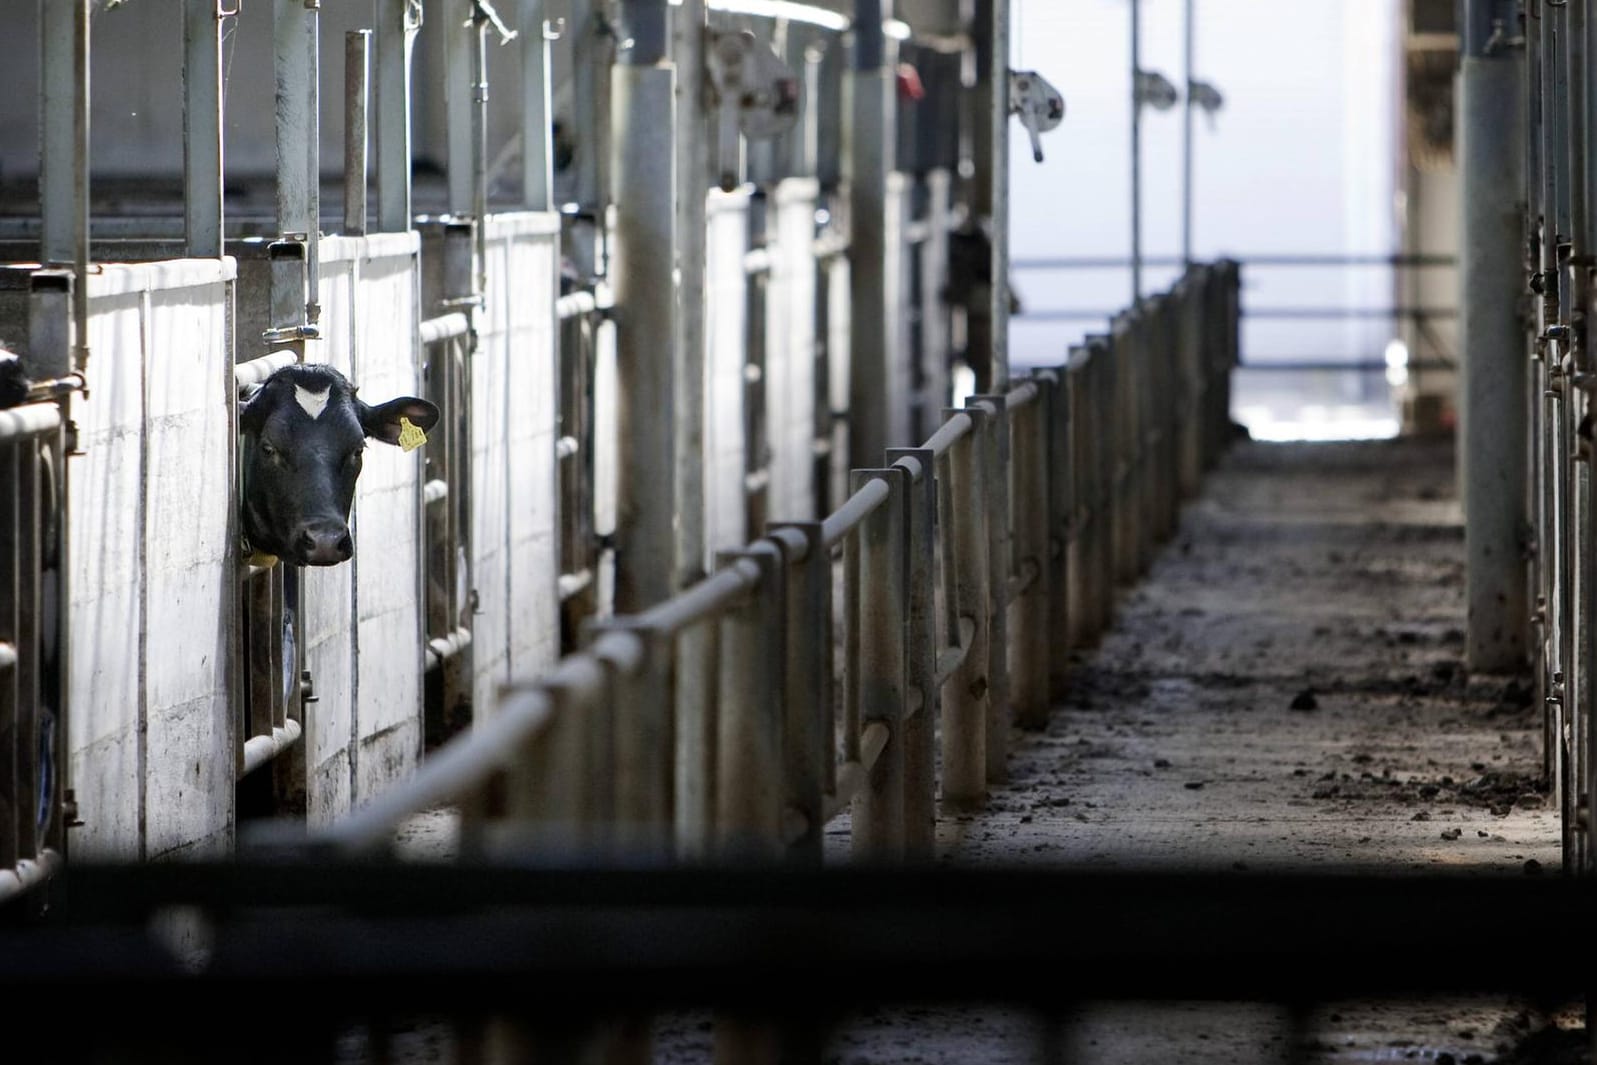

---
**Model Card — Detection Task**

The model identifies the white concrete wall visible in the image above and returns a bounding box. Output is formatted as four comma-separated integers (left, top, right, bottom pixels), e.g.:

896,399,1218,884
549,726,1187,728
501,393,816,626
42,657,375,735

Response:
765,178,819,523
471,212,562,711
70,259,237,861
705,189,752,567
302,232,427,826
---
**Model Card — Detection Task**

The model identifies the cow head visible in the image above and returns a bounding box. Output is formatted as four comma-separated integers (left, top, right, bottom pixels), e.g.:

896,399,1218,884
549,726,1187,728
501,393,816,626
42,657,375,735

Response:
239,363,439,566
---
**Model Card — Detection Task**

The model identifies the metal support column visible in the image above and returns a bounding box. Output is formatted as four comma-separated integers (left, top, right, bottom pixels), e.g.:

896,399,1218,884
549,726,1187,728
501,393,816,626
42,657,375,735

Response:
275,0,321,338
971,0,1011,393
1463,0,1527,674
520,0,554,211
848,0,900,472
184,0,225,256
40,0,90,373
611,5,679,612
344,31,371,237
376,0,421,233
1130,0,1143,304
675,0,709,587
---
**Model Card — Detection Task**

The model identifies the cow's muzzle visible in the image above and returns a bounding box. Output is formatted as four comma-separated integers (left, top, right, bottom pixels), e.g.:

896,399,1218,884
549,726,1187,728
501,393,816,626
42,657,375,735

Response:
294,520,354,566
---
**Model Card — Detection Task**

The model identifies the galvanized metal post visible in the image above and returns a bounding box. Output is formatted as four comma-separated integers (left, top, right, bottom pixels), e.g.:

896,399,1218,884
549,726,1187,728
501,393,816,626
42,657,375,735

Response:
344,31,371,237
852,468,908,860
1181,0,1195,269
969,394,1010,782
940,411,988,809
885,450,936,858
184,0,225,257
971,0,1011,392
848,0,900,473
1044,365,1072,700
675,616,718,860
520,0,554,211
376,0,421,233
40,0,90,371
446,0,477,217
567,0,613,279
1011,383,1052,730
675,0,709,588
598,626,671,861
715,550,784,860
1462,1,1529,673
770,523,828,864
612,5,680,613
277,0,321,326
1130,0,1143,304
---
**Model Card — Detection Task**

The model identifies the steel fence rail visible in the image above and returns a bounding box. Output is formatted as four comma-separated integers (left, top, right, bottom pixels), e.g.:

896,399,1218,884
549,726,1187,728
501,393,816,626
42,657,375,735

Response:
298,261,1241,876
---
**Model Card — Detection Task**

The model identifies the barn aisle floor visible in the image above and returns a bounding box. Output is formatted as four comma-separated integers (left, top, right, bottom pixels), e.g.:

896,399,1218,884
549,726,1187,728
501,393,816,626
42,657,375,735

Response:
392,438,1581,1064
795,436,1574,1065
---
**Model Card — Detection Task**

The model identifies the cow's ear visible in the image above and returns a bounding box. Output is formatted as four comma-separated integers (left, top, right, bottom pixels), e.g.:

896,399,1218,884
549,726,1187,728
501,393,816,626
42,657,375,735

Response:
359,395,441,446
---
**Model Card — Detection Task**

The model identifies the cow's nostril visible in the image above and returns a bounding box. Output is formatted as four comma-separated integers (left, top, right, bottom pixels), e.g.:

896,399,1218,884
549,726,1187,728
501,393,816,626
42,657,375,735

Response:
336,533,352,558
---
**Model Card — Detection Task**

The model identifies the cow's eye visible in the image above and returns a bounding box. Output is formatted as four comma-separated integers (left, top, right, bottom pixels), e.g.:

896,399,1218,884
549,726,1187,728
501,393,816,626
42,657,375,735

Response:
345,447,364,468
259,440,277,458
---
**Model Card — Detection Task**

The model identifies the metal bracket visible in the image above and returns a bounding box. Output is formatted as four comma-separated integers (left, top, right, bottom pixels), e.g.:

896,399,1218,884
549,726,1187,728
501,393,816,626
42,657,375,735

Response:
1134,69,1179,111
708,29,801,191
1008,70,1064,163
1188,78,1224,130
261,325,322,344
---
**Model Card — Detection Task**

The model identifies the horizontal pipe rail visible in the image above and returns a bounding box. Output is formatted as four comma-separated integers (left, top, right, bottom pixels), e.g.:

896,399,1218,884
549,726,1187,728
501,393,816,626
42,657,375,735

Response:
1023,306,1457,323
0,642,15,670
419,312,471,344
320,687,558,853
241,719,304,777
1013,253,1458,269
423,479,449,506
425,627,472,667
233,351,298,389
821,477,891,548
557,569,593,601
0,403,63,442
0,850,61,906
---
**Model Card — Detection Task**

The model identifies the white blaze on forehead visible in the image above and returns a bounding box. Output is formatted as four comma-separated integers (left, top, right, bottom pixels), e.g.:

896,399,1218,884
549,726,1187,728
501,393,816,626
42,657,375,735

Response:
294,384,332,420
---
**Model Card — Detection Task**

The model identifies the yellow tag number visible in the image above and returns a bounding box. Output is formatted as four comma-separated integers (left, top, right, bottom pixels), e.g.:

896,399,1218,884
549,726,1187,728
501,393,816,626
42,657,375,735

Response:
398,415,428,453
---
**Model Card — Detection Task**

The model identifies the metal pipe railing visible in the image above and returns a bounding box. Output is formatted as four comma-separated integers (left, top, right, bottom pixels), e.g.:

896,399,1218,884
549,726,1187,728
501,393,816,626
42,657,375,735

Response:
305,261,1242,880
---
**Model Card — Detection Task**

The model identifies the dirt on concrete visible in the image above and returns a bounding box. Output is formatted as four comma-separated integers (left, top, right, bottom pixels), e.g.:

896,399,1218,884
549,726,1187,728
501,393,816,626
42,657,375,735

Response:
382,438,1578,1064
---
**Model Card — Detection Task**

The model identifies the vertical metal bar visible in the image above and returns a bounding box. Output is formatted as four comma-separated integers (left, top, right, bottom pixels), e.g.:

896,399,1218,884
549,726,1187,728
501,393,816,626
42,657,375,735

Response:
0,441,19,870
1462,0,1529,673
852,468,907,860
1011,381,1052,730
246,574,275,762
1181,0,1194,269
521,0,554,211
567,0,612,279
715,553,784,860
969,394,1010,783
885,451,935,858
847,11,898,472
446,0,476,217
770,523,827,864
844,509,863,765
600,627,672,861
1046,363,1072,700
941,412,988,809
1130,0,1143,304
675,0,709,589
14,442,39,863
376,0,421,233
275,0,318,353
612,55,680,613
971,0,1010,392
675,617,718,859
344,31,371,237
40,0,78,266
184,0,225,257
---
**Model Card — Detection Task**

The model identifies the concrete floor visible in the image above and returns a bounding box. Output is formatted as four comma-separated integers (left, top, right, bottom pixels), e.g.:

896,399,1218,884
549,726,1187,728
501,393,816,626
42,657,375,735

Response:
387,436,1583,1064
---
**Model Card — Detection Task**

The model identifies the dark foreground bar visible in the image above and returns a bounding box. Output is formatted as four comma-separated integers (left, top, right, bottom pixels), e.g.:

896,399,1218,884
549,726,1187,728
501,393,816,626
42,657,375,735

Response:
4,862,1592,1016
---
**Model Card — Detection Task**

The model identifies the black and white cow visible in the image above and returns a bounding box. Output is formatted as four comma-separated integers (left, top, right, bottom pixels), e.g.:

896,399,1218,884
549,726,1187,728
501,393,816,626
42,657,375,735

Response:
239,363,439,566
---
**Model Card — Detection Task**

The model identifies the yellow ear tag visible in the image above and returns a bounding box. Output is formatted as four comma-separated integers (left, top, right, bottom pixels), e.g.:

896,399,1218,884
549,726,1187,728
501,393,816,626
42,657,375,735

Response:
397,415,428,453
